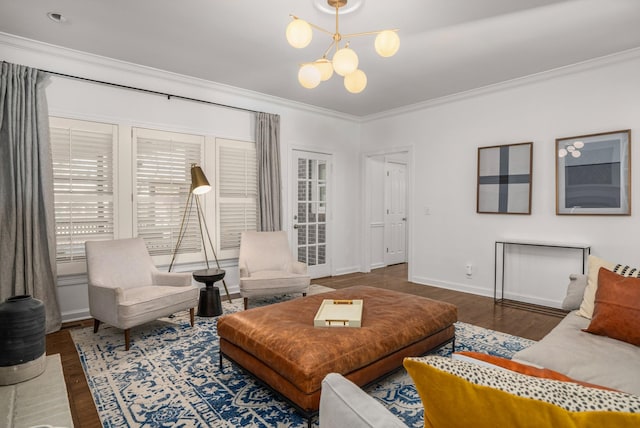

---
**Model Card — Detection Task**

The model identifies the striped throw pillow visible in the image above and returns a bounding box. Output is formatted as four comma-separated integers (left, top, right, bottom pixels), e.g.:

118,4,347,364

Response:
613,264,640,278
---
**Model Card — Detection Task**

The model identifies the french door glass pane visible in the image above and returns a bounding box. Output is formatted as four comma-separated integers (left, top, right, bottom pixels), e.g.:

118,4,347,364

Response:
297,225,307,245
298,246,307,264
318,245,326,264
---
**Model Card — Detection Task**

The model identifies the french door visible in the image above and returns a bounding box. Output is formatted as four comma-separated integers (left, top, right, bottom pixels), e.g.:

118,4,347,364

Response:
292,150,332,278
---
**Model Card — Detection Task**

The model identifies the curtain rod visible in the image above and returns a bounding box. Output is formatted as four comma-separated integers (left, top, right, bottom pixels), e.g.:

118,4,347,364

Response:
40,69,265,115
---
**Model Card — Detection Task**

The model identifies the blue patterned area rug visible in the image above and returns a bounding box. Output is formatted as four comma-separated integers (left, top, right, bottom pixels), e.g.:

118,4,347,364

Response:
71,290,534,427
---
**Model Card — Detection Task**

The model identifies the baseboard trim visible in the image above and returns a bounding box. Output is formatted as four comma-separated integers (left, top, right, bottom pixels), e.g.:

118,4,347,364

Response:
332,266,361,276
411,276,493,298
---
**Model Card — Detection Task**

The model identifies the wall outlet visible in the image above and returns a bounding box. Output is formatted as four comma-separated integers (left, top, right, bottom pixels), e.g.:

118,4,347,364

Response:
465,264,473,277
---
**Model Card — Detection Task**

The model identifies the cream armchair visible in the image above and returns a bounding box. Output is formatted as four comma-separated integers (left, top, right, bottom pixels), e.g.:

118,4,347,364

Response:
238,231,311,309
85,237,199,350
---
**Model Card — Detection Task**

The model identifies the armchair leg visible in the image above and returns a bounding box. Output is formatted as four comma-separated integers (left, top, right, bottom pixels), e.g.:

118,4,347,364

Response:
243,297,248,310
189,308,195,326
93,319,101,333
124,329,131,351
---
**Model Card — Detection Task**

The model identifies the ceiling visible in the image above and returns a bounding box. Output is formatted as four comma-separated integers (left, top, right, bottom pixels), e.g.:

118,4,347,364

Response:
1,0,640,117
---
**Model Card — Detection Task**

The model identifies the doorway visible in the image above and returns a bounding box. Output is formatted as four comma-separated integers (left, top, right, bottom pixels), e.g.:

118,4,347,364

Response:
363,148,412,277
291,150,332,278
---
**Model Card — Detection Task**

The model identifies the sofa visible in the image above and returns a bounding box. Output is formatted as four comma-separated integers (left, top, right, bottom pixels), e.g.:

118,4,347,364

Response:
318,257,640,427
512,272,640,395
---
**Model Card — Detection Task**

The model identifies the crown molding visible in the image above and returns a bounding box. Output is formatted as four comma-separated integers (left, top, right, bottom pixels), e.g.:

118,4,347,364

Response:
361,47,640,123
0,32,359,123
3,32,639,125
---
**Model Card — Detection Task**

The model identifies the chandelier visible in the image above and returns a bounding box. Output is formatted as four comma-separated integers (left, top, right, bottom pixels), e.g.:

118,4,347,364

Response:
286,0,400,94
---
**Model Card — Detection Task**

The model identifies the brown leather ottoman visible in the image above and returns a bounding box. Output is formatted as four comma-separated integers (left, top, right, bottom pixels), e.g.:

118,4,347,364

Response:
218,285,457,421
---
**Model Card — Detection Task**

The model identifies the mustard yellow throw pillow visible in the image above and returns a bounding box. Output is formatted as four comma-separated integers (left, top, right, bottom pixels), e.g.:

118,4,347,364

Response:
404,356,640,428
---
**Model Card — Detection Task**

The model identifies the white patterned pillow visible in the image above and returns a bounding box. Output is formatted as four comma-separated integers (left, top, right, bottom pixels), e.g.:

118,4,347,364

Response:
612,264,640,277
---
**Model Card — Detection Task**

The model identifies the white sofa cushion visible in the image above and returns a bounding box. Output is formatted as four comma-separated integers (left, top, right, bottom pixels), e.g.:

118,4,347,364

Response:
513,311,640,395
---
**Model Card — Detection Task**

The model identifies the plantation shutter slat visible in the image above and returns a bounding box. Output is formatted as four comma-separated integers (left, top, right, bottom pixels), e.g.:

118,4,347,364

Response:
50,121,115,263
217,140,258,252
135,132,204,256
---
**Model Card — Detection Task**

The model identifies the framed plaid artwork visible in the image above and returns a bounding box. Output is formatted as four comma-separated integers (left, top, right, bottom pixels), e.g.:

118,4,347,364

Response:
477,142,533,214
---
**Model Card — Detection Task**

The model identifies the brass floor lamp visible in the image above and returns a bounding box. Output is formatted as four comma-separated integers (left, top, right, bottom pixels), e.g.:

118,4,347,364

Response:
168,164,231,302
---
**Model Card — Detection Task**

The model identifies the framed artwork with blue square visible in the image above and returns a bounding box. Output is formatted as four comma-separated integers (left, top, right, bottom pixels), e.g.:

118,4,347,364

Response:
477,142,532,214
556,129,631,215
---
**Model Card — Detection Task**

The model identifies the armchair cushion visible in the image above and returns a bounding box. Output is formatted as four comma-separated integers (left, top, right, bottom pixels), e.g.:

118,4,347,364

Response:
239,231,294,274
153,271,192,286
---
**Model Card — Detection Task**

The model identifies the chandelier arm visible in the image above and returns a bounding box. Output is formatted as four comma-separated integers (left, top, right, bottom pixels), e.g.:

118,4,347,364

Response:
308,21,334,36
322,39,337,58
342,28,399,38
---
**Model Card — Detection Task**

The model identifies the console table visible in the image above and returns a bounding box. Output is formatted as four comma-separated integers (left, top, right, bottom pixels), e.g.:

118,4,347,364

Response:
494,240,590,315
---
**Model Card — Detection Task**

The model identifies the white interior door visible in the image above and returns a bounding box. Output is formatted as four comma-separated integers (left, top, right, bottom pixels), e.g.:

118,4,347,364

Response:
292,150,332,278
384,161,407,265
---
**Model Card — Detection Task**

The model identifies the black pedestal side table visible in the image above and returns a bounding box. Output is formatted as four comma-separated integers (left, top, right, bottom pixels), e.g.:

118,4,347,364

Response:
193,268,226,317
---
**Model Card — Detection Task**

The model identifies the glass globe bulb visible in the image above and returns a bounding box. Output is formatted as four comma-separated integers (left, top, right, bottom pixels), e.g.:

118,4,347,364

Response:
558,148,568,158
298,64,321,89
567,145,575,152
573,141,584,149
375,30,400,57
314,58,334,81
332,47,359,76
344,69,367,94
286,19,312,48
571,150,581,158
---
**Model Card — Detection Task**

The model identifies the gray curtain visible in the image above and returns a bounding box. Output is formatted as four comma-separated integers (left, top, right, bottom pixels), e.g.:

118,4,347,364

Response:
255,112,282,231
0,62,61,333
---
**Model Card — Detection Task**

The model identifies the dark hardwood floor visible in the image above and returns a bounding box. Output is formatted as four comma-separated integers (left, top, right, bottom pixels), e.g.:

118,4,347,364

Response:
314,264,563,341
47,263,562,427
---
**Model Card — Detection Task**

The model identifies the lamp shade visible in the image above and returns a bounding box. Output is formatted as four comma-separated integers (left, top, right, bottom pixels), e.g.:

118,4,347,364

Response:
314,58,334,81
344,69,367,93
298,64,322,88
191,165,211,195
332,47,359,76
375,30,400,57
286,19,313,48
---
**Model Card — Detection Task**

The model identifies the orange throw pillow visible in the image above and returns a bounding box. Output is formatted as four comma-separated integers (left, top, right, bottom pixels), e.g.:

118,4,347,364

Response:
583,267,640,346
456,351,613,390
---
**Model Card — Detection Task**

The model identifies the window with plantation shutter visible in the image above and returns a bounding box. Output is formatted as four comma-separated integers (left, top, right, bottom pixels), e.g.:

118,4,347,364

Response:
50,117,116,265
216,138,257,258
134,128,205,258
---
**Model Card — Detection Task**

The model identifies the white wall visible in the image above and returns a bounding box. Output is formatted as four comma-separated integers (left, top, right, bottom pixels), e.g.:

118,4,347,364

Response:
1,34,362,321
361,50,640,306
4,34,640,318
